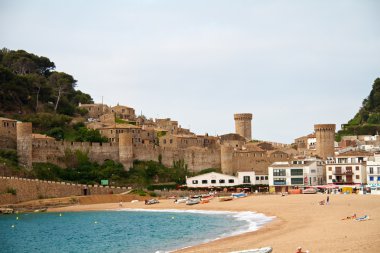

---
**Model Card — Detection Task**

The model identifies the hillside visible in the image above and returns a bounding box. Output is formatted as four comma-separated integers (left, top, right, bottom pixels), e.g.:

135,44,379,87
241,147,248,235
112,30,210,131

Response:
0,48,108,142
337,78,380,140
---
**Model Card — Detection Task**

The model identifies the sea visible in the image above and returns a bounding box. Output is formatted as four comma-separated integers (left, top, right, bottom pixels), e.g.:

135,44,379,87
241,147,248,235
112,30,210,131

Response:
0,209,273,253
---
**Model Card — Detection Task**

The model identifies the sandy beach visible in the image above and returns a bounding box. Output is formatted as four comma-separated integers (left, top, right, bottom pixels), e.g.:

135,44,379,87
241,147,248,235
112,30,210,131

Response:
48,194,380,253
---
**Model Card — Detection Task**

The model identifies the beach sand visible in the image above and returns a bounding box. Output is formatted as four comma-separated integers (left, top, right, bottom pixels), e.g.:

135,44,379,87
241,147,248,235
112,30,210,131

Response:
48,194,380,253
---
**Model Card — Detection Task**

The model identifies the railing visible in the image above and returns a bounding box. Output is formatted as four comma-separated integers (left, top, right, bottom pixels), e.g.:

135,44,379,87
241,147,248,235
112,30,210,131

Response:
333,171,353,176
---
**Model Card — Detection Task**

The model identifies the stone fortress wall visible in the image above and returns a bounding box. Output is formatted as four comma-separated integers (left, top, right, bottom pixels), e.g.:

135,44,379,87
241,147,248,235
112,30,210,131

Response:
0,105,335,178
0,176,127,205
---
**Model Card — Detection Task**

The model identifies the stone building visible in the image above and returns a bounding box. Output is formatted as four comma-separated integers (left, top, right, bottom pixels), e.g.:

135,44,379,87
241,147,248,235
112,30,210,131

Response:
111,105,136,121
78,103,109,118
0,117,17,149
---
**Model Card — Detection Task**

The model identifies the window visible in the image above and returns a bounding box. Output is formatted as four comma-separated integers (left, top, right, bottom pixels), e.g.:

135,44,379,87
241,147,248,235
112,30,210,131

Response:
228,179,234,183
273,169,286,176
211,180,216,184
369,167,374,174
192,180,198,184
163,139,166,144
370,176,374,181
170,139,173,144
219,179,225,183
243,176,250,183
356,175,360,179
378,176,380,181
261,176,264,180
265,176,268,180
273,178,286,185
329,175,332,179
291,169,303,176
356,166,359,171
291,178,303,185
256,176,260,180
202,180,208,184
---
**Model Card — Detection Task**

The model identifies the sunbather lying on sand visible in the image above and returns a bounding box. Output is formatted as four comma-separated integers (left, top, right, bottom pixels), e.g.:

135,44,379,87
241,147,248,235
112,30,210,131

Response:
342,214,356,220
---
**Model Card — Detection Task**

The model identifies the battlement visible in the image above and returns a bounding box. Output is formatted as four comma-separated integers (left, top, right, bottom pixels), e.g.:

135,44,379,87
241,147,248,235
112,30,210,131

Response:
314,124,336,131
234,113,253,121
0,176,128,204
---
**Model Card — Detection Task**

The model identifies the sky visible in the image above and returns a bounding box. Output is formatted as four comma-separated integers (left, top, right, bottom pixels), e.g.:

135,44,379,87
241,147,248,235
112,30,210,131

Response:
1,0,379,143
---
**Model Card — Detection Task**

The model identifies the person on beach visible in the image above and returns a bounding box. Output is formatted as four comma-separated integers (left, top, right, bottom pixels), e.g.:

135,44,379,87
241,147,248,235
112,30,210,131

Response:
326,195,330,205
296,246,309,253
119,202,123,207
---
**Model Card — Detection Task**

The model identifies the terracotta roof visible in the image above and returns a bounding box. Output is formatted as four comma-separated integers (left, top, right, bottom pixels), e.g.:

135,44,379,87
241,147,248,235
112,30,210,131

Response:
337,150,373,157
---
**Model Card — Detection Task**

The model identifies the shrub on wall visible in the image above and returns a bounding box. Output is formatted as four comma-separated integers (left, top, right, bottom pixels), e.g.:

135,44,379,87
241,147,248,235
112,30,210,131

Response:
6,187,17,195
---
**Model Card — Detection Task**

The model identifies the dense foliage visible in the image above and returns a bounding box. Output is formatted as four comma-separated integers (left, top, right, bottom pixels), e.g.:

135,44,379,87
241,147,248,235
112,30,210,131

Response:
30,150,191,187
0,48,93,114
0,48,106,141
337,78,380,140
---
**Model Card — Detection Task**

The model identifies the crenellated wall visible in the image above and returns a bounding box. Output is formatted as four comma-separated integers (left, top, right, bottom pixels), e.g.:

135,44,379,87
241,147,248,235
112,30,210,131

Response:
0,176,127,204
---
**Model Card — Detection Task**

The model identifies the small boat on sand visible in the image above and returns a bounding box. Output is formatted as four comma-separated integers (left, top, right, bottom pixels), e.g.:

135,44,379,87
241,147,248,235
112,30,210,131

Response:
218,196,233,202
145,199,159,205
186,198,200,205
229,246,272,253
174,197,188,204
232,192,247,198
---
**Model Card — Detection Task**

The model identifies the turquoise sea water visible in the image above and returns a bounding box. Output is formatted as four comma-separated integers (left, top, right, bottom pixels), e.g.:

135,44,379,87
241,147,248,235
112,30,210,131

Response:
0,209,273,253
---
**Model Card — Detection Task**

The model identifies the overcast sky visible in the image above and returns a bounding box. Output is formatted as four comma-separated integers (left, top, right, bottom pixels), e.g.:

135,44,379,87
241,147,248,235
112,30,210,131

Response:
1,0,379,143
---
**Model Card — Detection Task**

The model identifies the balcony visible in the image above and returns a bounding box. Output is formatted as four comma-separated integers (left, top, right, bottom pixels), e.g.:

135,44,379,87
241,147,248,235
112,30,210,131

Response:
333,180,354,185
333,171,353,176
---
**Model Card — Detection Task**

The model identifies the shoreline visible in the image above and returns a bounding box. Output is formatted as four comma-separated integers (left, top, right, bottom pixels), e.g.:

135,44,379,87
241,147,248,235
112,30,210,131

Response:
48,194,380,253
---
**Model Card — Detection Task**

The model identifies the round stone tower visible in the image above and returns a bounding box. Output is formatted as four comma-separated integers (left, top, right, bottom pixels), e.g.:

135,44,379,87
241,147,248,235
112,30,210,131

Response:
314,124,336,159
221,144,234,175
234,113,253,140
118,132,133,171
17,122,33,169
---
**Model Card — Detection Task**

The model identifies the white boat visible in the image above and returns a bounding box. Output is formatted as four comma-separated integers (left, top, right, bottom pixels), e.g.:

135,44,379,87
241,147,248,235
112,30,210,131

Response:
145,199,159,205
174,197,188,204
186,198,200,205
229,247,272,253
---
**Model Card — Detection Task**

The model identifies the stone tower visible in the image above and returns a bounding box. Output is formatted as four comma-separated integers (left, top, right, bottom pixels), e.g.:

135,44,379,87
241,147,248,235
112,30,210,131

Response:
118,132,133,171
234,113,253,140
221,144,234,175
314,124,336,159
17,122,33,169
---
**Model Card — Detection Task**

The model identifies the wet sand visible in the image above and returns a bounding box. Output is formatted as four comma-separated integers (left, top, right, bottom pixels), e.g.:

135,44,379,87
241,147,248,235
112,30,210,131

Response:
48,194,380,253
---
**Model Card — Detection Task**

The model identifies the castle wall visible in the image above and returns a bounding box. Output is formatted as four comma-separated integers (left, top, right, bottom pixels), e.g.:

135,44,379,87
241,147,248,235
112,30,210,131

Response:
0,176,127,204
132,145,221,172
32,139,119,167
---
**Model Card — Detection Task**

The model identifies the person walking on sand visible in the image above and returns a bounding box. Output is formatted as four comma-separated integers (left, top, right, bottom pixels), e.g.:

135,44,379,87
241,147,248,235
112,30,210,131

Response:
326,195,330,205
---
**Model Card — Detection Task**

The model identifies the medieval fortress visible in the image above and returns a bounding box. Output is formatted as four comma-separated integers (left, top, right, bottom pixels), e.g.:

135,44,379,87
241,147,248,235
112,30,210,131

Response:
0,103,336,176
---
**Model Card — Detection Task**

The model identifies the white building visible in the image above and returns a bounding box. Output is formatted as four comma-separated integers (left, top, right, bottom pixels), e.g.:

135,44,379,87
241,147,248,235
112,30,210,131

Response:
268,159,324,192
366,153,380,186
255,175,269,185
186,171,256,188
325,151,371,185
